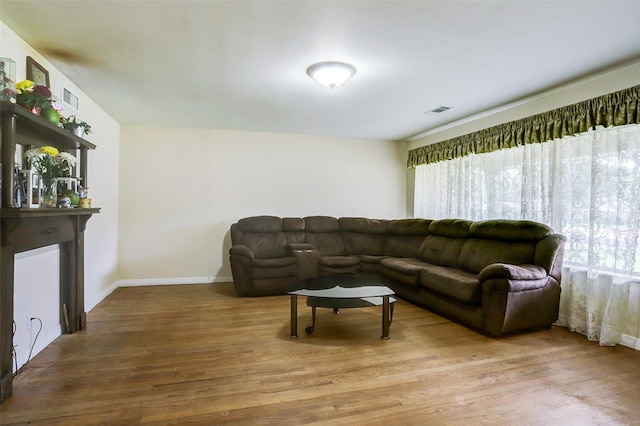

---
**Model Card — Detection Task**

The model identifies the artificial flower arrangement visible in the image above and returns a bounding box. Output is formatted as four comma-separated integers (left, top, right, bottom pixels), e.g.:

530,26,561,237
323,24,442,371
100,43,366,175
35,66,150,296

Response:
16,79,52,111
25,145,77,207
15,79,66,125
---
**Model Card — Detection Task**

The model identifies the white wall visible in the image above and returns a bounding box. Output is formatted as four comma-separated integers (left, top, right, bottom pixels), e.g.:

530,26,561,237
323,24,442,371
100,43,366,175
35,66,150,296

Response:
1,22,120,370
118,126,407,281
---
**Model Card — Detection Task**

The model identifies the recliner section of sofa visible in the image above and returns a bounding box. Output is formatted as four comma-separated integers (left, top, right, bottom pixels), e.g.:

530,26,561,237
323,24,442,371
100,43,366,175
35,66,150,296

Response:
229,215,565,336
229,216,298,296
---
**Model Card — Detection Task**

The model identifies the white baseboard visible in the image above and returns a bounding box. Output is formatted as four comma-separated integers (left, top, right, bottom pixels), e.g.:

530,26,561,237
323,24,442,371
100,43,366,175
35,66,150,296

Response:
620,333,640,351
86,281,120,312
86,276,233,312
115,276,232,287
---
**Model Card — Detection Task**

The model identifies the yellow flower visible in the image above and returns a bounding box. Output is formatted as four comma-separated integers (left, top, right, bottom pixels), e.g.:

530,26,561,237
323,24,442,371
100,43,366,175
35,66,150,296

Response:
16,80,34,94
40,146,59,156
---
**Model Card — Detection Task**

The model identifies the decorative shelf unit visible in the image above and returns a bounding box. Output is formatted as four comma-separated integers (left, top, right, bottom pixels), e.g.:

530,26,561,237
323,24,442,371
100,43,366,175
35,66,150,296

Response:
0,102,100,403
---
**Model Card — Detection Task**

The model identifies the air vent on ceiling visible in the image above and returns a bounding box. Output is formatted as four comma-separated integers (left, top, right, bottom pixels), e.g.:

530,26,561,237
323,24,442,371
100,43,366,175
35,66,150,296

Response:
425,105,452,115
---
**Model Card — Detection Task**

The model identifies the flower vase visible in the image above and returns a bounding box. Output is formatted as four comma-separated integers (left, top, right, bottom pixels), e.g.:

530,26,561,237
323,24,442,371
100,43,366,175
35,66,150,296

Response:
41,178,58,208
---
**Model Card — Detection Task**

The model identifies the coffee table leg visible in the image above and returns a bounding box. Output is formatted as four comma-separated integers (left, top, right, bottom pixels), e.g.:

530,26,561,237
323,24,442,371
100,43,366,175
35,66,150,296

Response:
381,295,390,340
290,294,298,339
306,306,316,333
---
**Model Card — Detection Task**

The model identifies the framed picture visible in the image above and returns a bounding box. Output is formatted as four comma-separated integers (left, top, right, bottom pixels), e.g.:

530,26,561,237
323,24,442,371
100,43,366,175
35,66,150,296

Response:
26,56,50,87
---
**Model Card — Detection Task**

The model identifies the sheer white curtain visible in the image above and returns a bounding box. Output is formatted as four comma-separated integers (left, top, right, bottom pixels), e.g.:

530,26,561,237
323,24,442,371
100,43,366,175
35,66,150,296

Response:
414,124,640,349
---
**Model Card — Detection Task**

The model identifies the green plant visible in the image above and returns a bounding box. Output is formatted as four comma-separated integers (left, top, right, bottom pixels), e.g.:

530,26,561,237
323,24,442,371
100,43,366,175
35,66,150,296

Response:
62,115,92,135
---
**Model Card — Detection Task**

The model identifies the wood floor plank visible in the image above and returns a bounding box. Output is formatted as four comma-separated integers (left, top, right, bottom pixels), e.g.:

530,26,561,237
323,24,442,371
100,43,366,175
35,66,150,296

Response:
1,282,639,425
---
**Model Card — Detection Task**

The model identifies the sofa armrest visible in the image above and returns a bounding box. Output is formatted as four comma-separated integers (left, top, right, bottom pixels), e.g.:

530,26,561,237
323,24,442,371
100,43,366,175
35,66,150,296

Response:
479,263,548,292
481,262,561,336
287,245,320,281
479,263,547,281
229,245,255,260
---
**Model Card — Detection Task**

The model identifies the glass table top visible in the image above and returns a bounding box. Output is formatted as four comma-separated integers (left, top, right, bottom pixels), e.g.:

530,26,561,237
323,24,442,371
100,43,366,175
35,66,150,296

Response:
288,273,394,298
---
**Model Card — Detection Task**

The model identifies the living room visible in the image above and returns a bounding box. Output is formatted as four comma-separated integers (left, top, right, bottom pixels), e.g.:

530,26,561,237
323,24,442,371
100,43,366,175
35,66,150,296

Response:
1,1,640,423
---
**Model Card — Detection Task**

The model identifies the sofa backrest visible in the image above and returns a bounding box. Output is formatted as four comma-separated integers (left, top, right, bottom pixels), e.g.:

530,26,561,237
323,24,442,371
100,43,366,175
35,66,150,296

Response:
339,217,388,256
231,215,288,259
416,219,471,267
457,220,552,273
231,216,563,276
304,216,346,256
384,219,432,258
283,217,306,244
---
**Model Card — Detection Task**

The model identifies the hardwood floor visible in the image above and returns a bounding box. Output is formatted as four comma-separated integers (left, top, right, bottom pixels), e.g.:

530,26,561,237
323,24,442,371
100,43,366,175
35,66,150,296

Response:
1,283,639,425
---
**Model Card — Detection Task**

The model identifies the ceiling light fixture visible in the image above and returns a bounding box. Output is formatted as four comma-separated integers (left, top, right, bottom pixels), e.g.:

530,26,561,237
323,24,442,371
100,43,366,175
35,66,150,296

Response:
307,61,356,89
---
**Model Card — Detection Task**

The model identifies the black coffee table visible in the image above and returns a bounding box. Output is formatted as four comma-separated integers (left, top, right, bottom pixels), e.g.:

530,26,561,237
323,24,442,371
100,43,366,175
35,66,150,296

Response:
288,274,396,339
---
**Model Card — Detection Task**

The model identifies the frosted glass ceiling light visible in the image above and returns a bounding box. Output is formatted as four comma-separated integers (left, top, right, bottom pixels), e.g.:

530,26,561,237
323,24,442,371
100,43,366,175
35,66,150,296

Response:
307,61,356,89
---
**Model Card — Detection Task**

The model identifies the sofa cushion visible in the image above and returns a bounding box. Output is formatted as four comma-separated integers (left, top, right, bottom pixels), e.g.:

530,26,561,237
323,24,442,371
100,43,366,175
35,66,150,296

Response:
283,217,306,244
415,219,471,267
387,218,432,235
384,219,432,258
469,219,552,241
429,219,472,238
358,255,385,265
238,231,288,259
419,266,481,304
380,257,428,275
250,256,297,281
458,239,535,274
319,255,360,267
339,217,388,255
339,217,388,233
358,255,385,273
252,257,296,268
304,216,341,232
237,215,283,233
380,257,433,287
417,235,466,268
384,235,428,258
251,263,298,280
342,232,387,256
304,216,346,256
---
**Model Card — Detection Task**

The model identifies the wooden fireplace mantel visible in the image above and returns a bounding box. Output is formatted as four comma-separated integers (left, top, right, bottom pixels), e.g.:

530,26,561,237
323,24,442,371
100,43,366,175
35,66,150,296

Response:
0,102,100,403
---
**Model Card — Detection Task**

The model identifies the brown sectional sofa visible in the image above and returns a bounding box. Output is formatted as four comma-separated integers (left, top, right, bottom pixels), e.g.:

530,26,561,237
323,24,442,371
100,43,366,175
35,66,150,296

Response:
229,215,566,336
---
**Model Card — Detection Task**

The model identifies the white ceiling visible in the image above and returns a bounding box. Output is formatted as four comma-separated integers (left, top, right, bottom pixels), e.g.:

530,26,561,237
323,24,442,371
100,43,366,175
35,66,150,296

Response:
1,1,640,141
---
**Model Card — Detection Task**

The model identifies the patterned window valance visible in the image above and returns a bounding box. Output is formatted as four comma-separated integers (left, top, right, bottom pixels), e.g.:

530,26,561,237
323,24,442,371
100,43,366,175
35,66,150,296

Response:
407,84,640,168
